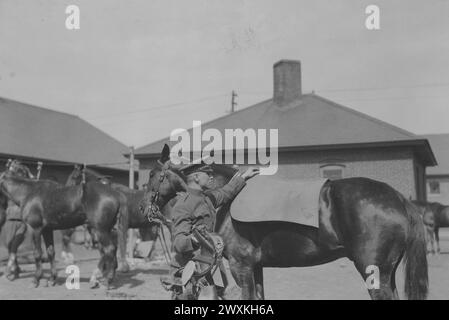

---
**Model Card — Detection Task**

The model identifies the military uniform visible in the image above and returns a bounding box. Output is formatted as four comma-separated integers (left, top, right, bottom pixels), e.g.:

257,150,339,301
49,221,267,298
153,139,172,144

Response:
4,200,26,251
169,166,246,282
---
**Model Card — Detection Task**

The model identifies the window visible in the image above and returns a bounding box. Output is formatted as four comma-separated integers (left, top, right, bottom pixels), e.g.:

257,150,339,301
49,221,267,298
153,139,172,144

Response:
428,180,440,195
320,164,345,180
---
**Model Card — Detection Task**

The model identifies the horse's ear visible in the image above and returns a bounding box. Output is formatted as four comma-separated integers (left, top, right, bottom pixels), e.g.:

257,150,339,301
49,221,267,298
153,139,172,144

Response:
160,144,170,163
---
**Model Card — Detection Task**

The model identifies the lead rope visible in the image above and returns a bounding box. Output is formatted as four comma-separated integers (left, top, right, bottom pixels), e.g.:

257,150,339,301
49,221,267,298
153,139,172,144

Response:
157,223,172,265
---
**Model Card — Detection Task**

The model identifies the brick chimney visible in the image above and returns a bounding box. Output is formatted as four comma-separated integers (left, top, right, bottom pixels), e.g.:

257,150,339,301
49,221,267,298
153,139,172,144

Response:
273,59,302,106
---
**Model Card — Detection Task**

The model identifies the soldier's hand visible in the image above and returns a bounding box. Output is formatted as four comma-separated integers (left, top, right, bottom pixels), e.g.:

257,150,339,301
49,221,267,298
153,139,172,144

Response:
241,167,260,181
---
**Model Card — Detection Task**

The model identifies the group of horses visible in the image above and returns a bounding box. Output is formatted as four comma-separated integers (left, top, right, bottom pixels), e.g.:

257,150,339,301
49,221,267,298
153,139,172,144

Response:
0,160,161,288
0,143,440,300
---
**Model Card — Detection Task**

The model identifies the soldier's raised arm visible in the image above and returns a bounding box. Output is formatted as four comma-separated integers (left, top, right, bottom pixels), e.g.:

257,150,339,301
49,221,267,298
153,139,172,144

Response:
206,167,260,208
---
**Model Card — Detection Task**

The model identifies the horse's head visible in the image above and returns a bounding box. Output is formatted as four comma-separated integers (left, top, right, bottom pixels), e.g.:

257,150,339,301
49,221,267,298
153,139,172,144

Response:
66,165,83,186
7,159,35,179
66,165,106,186
140,144,187,222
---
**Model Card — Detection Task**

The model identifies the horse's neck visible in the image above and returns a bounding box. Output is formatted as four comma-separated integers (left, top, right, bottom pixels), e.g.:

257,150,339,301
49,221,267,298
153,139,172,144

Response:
1,177,32,205
62,184,85,206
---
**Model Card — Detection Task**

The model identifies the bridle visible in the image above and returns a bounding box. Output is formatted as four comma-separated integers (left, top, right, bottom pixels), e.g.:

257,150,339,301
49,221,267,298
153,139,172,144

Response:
140,160,176,265
142,160,173,227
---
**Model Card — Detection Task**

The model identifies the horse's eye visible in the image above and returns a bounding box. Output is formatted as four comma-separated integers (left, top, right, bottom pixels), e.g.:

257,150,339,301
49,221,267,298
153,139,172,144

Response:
149,172,154,178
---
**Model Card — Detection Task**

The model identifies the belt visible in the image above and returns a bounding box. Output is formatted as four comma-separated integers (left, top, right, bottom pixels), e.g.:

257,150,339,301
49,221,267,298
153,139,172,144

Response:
6,218,23,222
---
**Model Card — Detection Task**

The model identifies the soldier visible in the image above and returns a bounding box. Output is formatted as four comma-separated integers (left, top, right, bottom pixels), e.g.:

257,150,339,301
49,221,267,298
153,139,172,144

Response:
167,162,259,299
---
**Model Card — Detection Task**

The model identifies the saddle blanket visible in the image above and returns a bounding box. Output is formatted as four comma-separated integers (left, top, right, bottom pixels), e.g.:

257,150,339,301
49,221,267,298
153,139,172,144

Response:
230,176,328,228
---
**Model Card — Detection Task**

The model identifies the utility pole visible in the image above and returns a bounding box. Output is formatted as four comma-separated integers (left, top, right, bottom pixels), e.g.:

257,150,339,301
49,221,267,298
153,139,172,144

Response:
231,90,238,113
128,146,136,260
129,146,135,190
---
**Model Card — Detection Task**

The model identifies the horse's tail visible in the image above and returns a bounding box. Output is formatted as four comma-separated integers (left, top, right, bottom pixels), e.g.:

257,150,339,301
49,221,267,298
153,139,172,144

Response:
116,192,130,272
401,195,428,300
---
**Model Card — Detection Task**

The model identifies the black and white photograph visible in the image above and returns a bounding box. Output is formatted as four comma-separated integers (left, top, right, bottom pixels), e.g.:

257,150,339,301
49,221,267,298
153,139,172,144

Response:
0,0,448,304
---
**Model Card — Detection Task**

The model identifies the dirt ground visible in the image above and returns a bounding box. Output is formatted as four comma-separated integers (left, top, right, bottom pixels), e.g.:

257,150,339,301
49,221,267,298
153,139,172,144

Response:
0,229,448,300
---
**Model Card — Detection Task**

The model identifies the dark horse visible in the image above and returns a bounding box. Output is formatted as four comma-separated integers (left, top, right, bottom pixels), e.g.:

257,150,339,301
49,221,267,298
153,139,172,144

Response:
0,169,128,288
413,200,449,254
142,145,428,300
64,166,164,264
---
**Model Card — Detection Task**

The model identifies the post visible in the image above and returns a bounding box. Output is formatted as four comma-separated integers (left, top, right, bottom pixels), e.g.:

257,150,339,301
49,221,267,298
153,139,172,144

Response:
129,146,135,189
127,146,136,260
231,90,238,113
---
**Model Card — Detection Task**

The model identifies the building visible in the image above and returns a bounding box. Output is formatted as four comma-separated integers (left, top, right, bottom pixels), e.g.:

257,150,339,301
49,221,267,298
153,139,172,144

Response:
0,97,138,260
421,134,449,204
133,60,436,200
0,97,133,185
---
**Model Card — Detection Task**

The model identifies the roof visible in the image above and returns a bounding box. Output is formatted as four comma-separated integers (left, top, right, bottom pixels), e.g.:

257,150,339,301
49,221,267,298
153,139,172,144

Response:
134,93,436,166
0,97,130,170
420,134,449,176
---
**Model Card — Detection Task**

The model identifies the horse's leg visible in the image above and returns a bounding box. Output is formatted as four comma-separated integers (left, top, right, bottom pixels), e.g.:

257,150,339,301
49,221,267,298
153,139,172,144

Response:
42,228,57,286
61,229,75,264
352,239,403,300
92,229,117,289
6,222,26,281
253,264,265,300
435,227,441,254
0,208,5,233
89,227,104,289
429,227,436,255
228,256,256,300
31,227,44,288
116,200,130,273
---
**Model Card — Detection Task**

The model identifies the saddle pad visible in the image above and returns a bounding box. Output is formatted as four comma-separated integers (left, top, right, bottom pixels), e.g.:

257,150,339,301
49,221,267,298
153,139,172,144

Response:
230,176,328,228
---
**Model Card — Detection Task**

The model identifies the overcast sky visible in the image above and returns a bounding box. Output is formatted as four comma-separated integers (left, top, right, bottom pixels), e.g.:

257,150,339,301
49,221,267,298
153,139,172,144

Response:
0,0,448,148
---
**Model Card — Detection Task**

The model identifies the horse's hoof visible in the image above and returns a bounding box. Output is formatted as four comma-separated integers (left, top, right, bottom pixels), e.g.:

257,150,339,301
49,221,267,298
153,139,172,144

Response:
89,279,100,289
48,279,57,287
32,279,40,288
5,273,17,281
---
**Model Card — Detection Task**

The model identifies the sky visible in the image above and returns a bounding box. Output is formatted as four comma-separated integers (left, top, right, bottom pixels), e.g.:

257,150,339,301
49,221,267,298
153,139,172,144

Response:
0,0,448,148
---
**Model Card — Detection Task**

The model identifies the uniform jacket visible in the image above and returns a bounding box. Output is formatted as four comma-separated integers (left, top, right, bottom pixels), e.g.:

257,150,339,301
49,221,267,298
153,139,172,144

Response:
171,173,246,254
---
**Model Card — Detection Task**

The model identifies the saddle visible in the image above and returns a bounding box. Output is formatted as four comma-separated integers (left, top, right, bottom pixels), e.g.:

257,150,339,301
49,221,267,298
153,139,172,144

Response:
230,175,328,228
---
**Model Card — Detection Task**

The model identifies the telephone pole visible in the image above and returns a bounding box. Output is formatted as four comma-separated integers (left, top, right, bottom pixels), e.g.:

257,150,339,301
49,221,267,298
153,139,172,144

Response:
231,90,238,113
128,146,136,260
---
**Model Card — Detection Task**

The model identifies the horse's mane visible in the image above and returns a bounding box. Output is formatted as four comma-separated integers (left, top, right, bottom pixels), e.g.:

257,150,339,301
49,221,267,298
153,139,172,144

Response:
84,167,104,178
66,166,105,185
2,171,59,186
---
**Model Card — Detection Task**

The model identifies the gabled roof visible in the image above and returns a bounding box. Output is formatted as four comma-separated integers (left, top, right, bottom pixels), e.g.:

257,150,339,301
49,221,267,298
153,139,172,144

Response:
0,97,129,170
134,93,436,166
420,134,449,175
